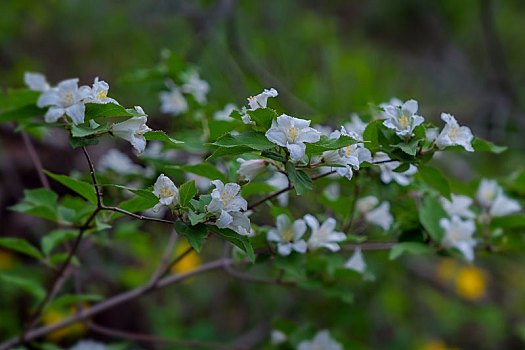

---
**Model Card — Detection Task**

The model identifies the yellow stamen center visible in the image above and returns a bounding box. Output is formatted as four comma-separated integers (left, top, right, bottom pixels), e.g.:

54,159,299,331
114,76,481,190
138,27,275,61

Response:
288,127,299,141
221,190,233,206
159,188,173,198
398,115,409,129
281,228,294,242
97,90,107,99
64,93,73,104
344,146,353,157
448,126,461,139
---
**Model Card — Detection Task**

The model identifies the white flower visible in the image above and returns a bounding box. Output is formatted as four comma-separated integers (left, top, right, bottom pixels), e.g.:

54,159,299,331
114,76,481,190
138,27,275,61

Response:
97,149,144,175
270,330,287,345
247,88,278,110
344,247,366,273
382,99,424,137
237,158,266,181
374,152,417,186
37,78,91,124
266,172,289,207
490,191,521,217
225,211,254,236
84,77,118,104
364,201,394,231
379,97,403,111
181,71,209,104
70,340,107,350
207,180,251,235
304,215,346,252
152,174,179,212
213,103,237,121
356,196,379,213
111,106,152,153
476,179,521,217
159,88,188,115
24,72,50,92
440,216,477,261
298,330,343,350
435,113,474,152
323,183,340,201
267,214,307,256
322,127,371,180
440,194,475,219
265,114,321,161
314,124,333,136
344,113,368,138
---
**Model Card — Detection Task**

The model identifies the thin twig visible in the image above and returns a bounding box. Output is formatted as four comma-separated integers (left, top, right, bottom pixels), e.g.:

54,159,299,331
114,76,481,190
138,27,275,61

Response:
342,242,397,251
81,146,102,206
100,206,177,224
88,322,248,350
21,131,50,189
149,229,179,284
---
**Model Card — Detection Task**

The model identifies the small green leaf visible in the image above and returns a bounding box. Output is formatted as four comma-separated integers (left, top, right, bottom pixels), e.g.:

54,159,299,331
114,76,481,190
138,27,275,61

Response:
305,135,358,155
419,166,451,200
179,180,198,207
174,222,208,252
208,119,242,141
69,135,99,149
472,137,507,153
261,150,287,163
144,130,183,146
389,242,431,260
188,211,207,225
0,238,43,259
44,170,97,204
419,195,448,241
10,188,58,222
393,163,410,173
208,225,255,262
41,229,78,256
246,108,278,130
0,273,45,301
211,132,275,151
71,123,109,138
286,162,312,195
0,105,45,123
393,138,419,156
491,214,525,229
84,103,134,119
207,145,254,160
190,194,212,213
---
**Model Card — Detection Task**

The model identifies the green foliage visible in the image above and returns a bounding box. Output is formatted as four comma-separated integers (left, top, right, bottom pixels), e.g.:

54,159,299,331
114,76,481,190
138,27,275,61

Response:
210,131,275,151
419,195,447,241
305,135,358,155
144,130,183,146
286,162,312,195
241,182,277,198
208,226,255,262
44,170,98,204
389,242,432,260
10,188,58,222
0,273,45,301
174,222,208,253
0,237,43,259
178,180,198,207
41,229,78,256
418,166,451,200
246,108,278,130
177,163,227,183
71,123,109,137
84,102,136,119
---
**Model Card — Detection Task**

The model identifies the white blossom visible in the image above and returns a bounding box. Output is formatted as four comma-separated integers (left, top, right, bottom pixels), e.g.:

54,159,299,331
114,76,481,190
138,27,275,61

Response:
374,152,417,186
97,149,144,175
344,113,368,138
237,158,266,181
365,201,394,231
323,183,340,201
356,196,379,213
37,78,91,124
24,72,50,92
213,103,237,121
344,247,366,274
425,127,439,142
382,99,424,137
207,180,252,235
270,330,287,345
440,216,476,261
476,179,521,217
435,113,474,152
379,97,403,114
267,214,307,256
266,172,289,207
477,179,500,208
304,215,346,252
181,71,209,104
440,194,475,219
490,191,521,217
84,77,118,104
298,330,343,350
265,114,321,161
69,340,107,350
111,106,152,153
152,174,179,212
159,88,188,115
247,88,278,110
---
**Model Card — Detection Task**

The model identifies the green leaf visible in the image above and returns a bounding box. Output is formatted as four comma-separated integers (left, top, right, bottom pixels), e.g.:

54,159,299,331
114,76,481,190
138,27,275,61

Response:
491,214,525,229
207,145,254,160
208,119,242,141
393,163,410,173
211,132,275,151
69,135,99,149
392,138,420,156
0,89,40,109
84,103,134,119
176,164,227,183
0,105,45,123
46,293,103,310
188,211,207,225
261,150,287,163
472,137,507,153
389,242,431,260
0,273,45,301
241,182,277,198
41,229,78,256
0,238,43,259
305,135,358,155
285,162,311,195
174,222,208,252
111,194,158,219
190,194,212,213
179,180,198,207
419,195,447,241
208,225,255,262
44,170,97,204
144,130,183,146
49,253,79,267
419,166,451,200
10,188,58,222
246,108,278,130
71,123,109,138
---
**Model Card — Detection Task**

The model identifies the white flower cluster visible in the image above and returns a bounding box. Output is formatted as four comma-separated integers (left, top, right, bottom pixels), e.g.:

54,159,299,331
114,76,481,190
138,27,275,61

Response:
152,174,180,212
241,88,278,125
159,71,209,115
25,72,118,125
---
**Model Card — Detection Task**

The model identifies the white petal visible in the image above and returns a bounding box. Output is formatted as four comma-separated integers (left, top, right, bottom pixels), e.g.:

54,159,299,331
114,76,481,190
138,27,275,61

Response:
217,210,233,228
44,107,65,123
65,103,86,125
303,214,319,231
287,142,306,161
277,243,292,256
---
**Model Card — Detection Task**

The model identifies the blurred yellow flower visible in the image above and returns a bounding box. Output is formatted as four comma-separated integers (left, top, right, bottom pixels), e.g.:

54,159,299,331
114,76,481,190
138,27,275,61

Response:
0,250,15,270
171,241,201,275
435,258,458,283
455,266,487,301
42,307,86,341
418,339,460,350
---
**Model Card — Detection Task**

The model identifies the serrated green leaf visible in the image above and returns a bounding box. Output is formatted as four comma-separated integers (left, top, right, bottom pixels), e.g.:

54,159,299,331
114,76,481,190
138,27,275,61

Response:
246,108,278,130
71,123,109,138
41,229,78,256
44,170,97,204
211,132,275,151
179,180,198,207
144,130,183,146
190,194,212,213
419,195,447,241
208,225,255,262
174,222,208,252
188,211,206,225
207,145,254,160
286,162,312,195
419,166,451,200
392,138,420,156
69,135,99,149
0,238,43,259
84,103,134,120
305,135,358,155
389,242,431,260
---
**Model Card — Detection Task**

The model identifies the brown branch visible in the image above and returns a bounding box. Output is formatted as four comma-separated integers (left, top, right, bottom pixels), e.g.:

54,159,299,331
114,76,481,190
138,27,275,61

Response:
342,242,397,251
21,131,50,189
81,146,102,207
99,205,177,224
88,322,248,350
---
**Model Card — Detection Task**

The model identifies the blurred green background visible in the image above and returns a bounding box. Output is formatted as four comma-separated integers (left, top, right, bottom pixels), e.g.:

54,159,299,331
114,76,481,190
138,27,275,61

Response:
1,0,525,349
